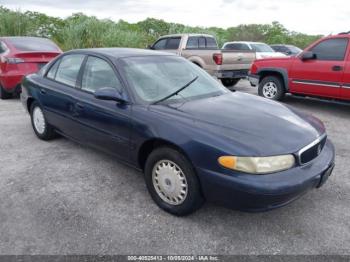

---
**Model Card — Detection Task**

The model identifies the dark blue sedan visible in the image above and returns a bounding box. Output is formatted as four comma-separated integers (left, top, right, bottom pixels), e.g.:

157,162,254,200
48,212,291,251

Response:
21,48,335,216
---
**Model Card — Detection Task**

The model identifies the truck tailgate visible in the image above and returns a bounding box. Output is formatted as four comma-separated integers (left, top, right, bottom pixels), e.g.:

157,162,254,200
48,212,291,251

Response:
220,50,256,70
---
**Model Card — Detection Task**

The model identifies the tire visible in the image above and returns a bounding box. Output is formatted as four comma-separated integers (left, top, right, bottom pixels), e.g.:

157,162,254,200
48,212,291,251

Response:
258,76,285,101
0,85,12,100
221,78,240,88
144,147,204,216
30,101,56,140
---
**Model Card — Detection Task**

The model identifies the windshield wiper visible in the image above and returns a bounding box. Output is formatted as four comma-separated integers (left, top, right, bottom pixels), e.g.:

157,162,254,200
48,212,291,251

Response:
152,76,198,105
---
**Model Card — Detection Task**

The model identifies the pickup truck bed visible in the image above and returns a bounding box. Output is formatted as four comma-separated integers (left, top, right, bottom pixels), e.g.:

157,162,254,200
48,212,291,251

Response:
150,34,256,87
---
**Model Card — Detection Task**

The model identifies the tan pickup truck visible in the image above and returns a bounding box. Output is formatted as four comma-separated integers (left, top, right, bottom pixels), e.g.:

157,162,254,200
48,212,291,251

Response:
149,34,256,87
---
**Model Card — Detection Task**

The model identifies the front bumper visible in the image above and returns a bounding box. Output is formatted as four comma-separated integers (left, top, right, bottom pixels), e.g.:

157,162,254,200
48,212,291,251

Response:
248,74,260,87
197,140,335,212
215,69,249,79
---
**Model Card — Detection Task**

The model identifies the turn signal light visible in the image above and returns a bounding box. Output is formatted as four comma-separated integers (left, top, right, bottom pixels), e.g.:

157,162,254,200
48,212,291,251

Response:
218,156,236,169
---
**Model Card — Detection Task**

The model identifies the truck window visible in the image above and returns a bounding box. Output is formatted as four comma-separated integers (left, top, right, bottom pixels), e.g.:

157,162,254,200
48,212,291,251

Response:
206,37,218,48
153,38,168,50
198,37,206,48
187,37,199,49
166,38,181,49
310,38,348,61
224,43,250,51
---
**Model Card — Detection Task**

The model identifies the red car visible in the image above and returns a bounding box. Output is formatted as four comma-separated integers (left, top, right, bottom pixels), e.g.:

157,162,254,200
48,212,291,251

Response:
248,33,350,101
0,37,62,99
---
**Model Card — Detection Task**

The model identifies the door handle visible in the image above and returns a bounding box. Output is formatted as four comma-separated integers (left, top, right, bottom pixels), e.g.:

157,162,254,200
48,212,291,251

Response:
39,88,46,95
76,103,84,110
332,65,343,71
72,103,84,117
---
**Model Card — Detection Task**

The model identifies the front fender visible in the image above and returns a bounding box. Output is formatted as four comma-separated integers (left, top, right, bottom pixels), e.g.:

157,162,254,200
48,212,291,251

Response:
257,68,289,91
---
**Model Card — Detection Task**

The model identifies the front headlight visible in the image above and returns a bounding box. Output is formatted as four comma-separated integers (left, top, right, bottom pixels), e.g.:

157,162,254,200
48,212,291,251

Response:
218,155,295,174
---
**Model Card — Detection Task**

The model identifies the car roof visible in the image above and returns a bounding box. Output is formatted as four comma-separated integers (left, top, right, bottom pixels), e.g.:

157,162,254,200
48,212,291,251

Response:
224,41,266,45
0,36,51,41
159,33,215,38
66,48,176,59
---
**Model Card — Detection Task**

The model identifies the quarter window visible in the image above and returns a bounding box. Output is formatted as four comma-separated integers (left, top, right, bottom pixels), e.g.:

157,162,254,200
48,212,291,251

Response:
310,38,348,61
54,55,85,87
81,56,123,93
46,60,60,79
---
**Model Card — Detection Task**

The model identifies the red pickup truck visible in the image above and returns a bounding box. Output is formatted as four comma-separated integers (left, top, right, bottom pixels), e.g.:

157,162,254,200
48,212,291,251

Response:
248,33,350,101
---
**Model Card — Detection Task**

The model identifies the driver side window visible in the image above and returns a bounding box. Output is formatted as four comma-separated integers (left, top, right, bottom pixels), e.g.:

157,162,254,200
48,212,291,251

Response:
81,56,123,93
310,38,348,61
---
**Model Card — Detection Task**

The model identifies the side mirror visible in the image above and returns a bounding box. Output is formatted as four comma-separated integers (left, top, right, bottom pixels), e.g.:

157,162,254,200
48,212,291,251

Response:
94,87,128,104
147,45,154,50
301,51,316,61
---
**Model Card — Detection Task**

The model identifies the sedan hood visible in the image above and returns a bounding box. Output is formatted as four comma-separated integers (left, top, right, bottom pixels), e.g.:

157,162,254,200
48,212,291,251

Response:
150,92,325,156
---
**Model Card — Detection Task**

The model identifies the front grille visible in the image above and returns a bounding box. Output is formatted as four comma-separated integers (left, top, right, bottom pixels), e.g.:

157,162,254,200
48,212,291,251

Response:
298,134,327,165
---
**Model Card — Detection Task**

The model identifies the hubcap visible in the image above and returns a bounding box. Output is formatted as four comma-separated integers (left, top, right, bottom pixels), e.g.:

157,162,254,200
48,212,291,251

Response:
152,160,188,205
33,107,46,134
262,82,278,98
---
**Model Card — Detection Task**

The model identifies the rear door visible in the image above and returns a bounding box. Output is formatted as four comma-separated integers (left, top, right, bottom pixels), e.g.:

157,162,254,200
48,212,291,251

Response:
289,38,348,98
74,55,131,161
39,54,86,139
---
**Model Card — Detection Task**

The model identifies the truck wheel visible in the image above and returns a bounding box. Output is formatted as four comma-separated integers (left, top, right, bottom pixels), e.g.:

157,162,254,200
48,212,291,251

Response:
221,78,240,88
0,85,12,100
144,147,204,216
258,76,285,101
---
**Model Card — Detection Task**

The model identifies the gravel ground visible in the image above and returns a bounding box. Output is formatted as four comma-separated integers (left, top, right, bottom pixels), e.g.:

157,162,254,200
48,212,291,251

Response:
0,80,349,255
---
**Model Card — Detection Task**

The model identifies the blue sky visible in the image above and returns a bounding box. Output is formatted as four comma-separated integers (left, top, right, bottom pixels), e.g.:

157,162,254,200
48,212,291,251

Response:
0,0,348,35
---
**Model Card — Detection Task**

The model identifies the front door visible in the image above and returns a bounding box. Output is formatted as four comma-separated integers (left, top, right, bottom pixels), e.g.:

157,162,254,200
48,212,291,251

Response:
289,38,348,99
74,55,131,162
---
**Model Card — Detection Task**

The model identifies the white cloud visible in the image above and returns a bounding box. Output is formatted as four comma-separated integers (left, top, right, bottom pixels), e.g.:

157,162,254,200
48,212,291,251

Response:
0,0,349,35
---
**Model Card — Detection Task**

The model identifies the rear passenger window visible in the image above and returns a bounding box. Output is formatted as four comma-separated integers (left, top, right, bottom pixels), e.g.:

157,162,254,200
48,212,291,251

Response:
166,38,180,49
310,38,348,61
81,56,123,93
187,37,199,49
54,55,85,87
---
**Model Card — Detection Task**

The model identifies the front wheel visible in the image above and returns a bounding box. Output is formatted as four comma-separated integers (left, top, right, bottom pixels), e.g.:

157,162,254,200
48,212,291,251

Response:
258,76,285,101
144,147,204,216
30,101,56,140
221,78,240,88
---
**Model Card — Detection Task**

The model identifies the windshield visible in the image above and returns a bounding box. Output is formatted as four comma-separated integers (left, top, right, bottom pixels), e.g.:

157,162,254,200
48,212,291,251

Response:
120,56,228,104
288,45,302,54
7,37,60,52
250,43,275,53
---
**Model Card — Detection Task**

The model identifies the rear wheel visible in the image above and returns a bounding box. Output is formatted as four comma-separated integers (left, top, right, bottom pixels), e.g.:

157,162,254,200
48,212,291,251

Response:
144,147,204,216
221,78,240,88
30,101,56,140
0,86,12,100
258,76,285,101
